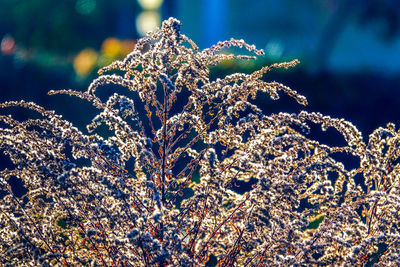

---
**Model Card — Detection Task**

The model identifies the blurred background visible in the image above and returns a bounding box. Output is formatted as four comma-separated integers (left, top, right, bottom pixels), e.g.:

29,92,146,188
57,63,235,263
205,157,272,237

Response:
0,0,400,144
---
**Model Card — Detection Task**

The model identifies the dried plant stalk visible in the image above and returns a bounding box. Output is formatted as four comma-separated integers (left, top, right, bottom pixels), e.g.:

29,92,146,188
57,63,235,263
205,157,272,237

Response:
1,18,399,266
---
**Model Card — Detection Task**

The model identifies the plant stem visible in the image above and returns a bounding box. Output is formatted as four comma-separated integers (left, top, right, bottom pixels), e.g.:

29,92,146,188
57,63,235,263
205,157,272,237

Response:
161,83,168,205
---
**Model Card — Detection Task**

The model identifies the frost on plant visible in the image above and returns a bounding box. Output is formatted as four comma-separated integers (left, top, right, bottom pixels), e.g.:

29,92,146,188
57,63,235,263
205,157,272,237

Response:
1,18,400,266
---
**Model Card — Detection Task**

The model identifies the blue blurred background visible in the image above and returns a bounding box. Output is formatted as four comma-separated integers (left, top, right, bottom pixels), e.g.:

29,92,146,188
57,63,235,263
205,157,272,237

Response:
1,0,400,140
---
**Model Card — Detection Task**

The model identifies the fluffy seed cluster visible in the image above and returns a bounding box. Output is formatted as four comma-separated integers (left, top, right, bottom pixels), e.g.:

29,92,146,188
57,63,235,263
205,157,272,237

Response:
0,17,399,266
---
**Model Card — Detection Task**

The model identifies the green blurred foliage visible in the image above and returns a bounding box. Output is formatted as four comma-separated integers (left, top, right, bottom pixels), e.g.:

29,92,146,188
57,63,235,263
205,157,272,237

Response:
0,0,136,54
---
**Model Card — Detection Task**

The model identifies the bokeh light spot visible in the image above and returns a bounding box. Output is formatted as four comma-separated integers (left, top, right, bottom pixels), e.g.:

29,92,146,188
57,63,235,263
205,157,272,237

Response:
121,40,137,55
1,34,16,55
101,38,123,58
265,40,284,60
137,0,163,10
136,11,161,37
75,0,97,15
73,48,98,76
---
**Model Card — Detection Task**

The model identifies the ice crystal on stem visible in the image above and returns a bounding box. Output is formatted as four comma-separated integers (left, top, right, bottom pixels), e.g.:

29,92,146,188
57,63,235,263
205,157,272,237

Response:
1,18,400,266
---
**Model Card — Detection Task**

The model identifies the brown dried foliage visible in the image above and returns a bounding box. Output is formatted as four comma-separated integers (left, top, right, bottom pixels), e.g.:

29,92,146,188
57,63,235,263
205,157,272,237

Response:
1,18,400,266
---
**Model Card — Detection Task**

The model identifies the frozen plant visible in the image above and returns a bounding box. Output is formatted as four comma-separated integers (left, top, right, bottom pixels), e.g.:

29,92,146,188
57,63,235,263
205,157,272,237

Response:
1,17,400,266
